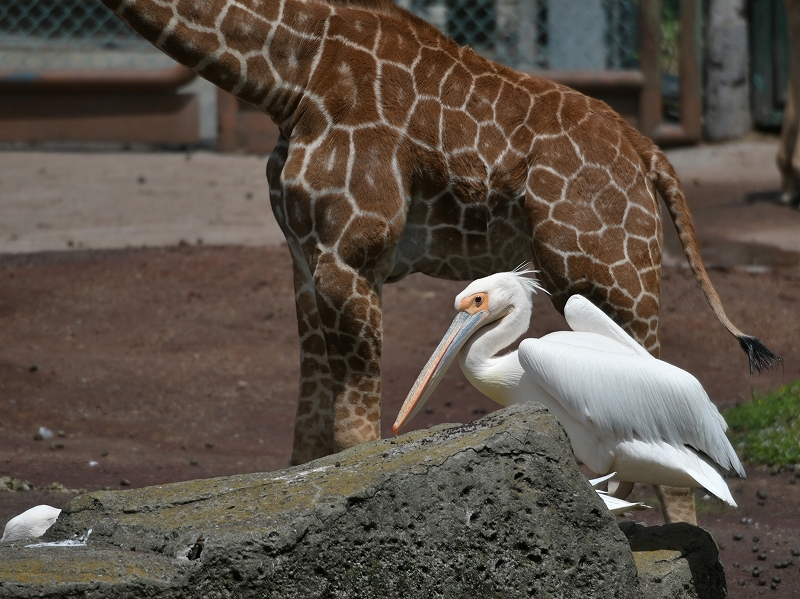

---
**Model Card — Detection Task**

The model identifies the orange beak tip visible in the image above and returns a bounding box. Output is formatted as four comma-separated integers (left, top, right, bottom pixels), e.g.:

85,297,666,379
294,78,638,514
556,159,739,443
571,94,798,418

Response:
391,423,399,436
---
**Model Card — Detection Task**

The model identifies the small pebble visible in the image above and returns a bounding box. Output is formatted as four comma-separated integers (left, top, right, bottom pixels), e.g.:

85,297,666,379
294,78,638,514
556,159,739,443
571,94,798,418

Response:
137,175,146,184
772,576,782,583
424,408,433,414
758,578,766,586
733,533,744,541
740,517,748,524
753,567,763,576
120,479,131,486
737,578,745,586
757,489,768,500
190,460,198,466
758,554,767,561
28,364,38,372
733,561,740,568
792,549,800,557
770,582,778,589
753,536,760,542
752,546,759,553
34,426,54,441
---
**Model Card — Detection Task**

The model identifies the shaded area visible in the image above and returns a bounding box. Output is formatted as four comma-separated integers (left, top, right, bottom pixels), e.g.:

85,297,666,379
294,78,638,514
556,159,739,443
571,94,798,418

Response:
620,521,726,599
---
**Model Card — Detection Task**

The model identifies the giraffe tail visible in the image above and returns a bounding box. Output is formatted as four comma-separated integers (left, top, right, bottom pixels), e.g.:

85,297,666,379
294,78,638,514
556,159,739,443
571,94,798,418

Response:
648,151,781,375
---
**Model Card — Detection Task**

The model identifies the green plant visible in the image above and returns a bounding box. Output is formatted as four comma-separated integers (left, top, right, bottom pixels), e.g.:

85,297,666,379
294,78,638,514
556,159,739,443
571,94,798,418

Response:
723,380,800,467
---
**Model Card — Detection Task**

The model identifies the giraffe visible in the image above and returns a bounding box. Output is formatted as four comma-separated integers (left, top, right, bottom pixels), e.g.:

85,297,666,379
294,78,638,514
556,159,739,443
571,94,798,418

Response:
99,0,777,523
778,0,800,208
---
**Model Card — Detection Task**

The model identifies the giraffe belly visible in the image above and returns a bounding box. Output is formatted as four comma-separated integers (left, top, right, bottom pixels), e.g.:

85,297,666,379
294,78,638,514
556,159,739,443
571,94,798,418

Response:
388,197,533,282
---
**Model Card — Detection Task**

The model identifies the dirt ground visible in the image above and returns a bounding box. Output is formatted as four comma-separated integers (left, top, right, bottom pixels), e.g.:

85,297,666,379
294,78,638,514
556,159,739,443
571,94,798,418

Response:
1,140,800,597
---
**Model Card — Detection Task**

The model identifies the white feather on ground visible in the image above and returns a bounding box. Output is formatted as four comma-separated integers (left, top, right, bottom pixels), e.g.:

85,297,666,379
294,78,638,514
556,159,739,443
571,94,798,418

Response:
1,505,61,542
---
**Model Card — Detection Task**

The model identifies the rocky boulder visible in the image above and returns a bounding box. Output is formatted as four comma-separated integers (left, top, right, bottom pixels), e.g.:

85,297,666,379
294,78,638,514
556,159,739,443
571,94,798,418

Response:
0,403,724,598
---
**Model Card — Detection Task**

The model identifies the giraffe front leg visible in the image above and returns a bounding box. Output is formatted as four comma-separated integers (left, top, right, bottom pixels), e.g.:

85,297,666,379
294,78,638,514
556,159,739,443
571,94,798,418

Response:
312,255,384,453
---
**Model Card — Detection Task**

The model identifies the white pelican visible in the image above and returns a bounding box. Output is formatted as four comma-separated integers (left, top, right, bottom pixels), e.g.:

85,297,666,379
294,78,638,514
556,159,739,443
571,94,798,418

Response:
1,504,61,542
393,271,745,507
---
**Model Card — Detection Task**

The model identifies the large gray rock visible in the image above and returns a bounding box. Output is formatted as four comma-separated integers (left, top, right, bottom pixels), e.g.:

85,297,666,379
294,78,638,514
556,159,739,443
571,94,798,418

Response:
0,404,724,598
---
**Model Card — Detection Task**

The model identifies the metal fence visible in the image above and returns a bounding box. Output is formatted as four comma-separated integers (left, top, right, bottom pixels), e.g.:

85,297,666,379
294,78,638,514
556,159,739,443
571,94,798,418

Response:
400,0,639,71
0,0,640,72
0,0,175,70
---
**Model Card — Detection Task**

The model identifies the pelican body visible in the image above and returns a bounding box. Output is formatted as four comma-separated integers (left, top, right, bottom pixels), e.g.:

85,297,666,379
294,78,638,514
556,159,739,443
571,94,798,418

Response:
393,271,745,507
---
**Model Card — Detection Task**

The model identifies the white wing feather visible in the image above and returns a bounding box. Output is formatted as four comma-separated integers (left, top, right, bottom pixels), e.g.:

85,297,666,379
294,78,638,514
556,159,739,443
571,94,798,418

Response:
595,491,650,515
563,295,651,357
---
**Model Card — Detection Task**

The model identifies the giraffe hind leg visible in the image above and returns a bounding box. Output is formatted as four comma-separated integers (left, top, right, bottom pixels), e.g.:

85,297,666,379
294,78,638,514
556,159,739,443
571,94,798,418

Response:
289,253,336,464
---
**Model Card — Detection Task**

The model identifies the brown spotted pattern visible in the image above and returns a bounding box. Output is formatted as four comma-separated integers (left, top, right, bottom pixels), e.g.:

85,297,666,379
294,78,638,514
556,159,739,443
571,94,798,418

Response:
101,0,740,473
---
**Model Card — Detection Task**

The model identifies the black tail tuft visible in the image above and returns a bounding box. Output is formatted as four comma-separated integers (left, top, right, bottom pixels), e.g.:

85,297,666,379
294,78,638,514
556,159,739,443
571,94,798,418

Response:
737,336,782,375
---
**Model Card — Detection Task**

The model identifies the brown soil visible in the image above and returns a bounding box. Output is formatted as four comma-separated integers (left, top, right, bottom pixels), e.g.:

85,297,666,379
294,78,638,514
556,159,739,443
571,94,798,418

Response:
1,179,799,597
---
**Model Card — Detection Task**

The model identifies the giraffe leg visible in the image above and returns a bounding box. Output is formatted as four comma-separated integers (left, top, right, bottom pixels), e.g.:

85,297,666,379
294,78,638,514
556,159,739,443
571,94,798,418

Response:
270,131,404,461
653,485,697,525
267,136,336,464
288,253,336,464
648,324,698,524
778,88,800,206
312,255,384,453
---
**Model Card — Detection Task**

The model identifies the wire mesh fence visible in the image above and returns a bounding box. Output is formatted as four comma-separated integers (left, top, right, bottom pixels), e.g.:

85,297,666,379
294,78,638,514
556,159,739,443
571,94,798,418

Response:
0,0,640,72
0,0,175,70
399,0,639,70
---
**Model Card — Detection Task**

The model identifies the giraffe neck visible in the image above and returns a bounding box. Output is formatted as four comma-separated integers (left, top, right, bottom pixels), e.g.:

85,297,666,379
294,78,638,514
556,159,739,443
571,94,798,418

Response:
102,0,342,129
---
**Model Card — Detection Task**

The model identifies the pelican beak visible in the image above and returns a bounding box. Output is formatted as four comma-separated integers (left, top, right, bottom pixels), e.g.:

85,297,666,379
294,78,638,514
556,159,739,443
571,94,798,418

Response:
393,309,488,435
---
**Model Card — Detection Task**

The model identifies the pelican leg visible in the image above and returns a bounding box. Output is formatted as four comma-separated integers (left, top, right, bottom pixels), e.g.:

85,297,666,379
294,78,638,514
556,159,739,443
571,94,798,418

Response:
654,485,697,524
609,480,635,500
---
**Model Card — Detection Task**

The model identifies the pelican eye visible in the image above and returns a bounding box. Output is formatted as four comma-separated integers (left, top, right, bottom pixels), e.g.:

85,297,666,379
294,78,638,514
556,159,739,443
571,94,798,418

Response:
474,296,483,306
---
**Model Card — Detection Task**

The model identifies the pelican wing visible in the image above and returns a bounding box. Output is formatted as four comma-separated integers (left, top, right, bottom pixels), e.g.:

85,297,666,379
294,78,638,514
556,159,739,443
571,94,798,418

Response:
562,295,651,357
539,330,638,355
517,338,745,477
